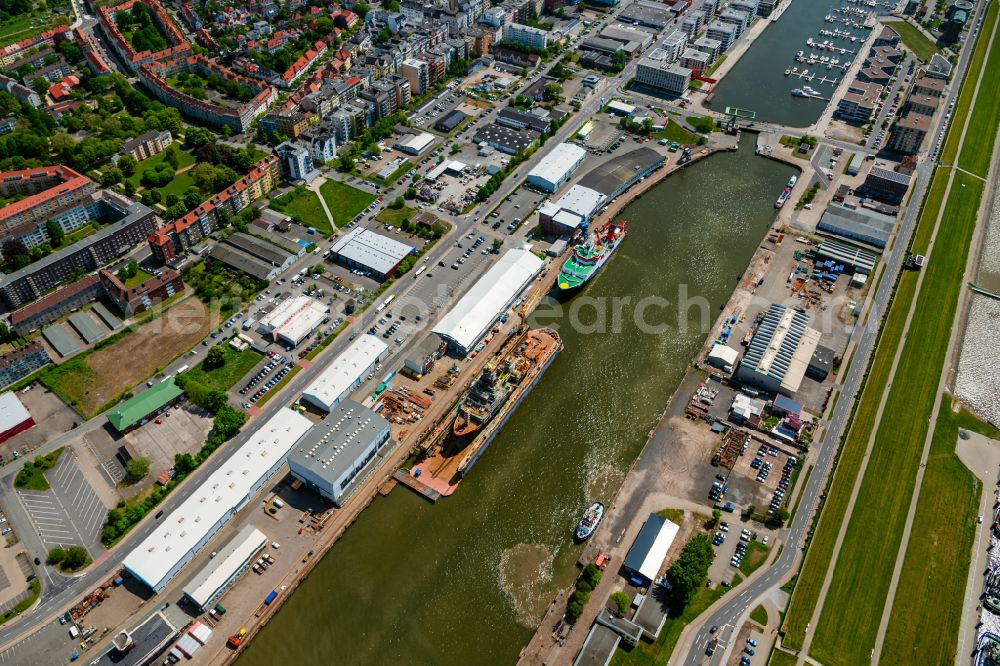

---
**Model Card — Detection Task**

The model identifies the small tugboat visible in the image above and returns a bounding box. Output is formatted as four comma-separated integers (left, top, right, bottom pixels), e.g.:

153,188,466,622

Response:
575,502,605,542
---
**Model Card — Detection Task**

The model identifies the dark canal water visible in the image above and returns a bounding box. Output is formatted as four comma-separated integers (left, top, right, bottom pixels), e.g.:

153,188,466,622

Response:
238,135,795,665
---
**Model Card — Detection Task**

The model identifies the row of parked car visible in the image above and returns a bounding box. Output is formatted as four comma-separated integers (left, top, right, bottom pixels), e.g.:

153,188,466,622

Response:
240,355,293,405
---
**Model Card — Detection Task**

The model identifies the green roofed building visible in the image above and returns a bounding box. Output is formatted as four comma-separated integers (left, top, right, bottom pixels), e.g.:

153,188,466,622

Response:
107,377,184,433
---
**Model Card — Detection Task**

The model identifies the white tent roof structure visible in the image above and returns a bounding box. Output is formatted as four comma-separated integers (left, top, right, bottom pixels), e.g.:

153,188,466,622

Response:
432,248,543,353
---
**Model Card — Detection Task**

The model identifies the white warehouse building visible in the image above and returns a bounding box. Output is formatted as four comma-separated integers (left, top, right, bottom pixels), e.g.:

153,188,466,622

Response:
181,525,267,611
526,143,587,193
394,132,435,155
122,408,313,592
432,247,544,355
257,296,329,347
287,399,392,507
301,335,389,412
328,227,415,280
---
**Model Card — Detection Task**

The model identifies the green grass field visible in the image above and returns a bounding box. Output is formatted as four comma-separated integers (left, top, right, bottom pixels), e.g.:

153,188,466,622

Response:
957,19,1000,176
157,170,197,199
181,346,262,393
14,449,63,491
750,604,768,626
122,268,155,289
0,13,69,47
127,150,197,187
738,541,770,577
767,649,799,666
883,20,939,63
781,18,996,646
654,120,696,145
941,3,998,165
781,271,919,649
271,189,333,235
319,179,376,227
878,403,996,663
376,205,418,228
808,171,985,664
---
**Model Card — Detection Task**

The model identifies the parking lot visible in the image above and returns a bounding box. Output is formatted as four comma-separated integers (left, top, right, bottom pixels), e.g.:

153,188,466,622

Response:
17,452,107,554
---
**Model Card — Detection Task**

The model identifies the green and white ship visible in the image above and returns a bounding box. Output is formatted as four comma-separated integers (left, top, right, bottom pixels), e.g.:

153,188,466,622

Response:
556,220,628,294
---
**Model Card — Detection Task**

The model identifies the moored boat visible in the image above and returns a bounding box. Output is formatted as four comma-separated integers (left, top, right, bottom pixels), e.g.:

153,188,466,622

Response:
557,220,628,294
575,502,605,541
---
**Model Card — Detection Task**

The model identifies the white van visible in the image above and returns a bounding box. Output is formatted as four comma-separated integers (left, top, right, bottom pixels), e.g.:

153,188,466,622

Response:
69,626,80,639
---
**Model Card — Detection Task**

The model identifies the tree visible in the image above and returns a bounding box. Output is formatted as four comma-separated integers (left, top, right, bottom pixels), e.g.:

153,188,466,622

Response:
164,143,181,169
31,77,49,96
204,390,228,413
61,546,89,571
543,83,563,101
204,346,226,370
581,563,602,589
338,154,355,172
45,220,64,246
611,50,627,71
213,405,246,438
404,186,417,200
389,196,404,209
712,508,722,527
664,533,714,608
47,547,66,565
611,591,630,616
174,452,196,475
118,154,137,177
125,456,150,483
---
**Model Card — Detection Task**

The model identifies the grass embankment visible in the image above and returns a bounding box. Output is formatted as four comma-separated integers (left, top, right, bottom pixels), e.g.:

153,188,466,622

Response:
653,120,696,145
779,119,955,647
956,14,1000,177
377,205,419,228
781,269,919,648
318,179,376,227
767,649,799,666
941,2,998,165
879,404,997,662
270,188,332,235
882,20,939,62
14,448,63,491
181,346,263,392
808,172,984,664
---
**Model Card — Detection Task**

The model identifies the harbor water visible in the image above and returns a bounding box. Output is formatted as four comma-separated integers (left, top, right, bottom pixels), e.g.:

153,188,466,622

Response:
237,136,796,665
708,0,869,127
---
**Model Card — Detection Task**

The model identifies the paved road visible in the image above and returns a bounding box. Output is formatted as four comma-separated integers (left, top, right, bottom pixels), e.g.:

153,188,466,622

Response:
678,3,989,662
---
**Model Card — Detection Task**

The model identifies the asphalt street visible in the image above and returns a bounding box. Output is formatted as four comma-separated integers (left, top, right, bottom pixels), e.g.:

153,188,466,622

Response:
679,4,988,662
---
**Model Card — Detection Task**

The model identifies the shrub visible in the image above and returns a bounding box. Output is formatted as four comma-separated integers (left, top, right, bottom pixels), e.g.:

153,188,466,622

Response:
47,547,66,564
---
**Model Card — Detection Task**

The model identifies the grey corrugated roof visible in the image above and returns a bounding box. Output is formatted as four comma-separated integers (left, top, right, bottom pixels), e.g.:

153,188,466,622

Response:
623,513,667,576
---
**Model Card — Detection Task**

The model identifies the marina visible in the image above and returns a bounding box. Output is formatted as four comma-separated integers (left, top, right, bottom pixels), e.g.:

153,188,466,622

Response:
709,0,866,125
806,37,857,55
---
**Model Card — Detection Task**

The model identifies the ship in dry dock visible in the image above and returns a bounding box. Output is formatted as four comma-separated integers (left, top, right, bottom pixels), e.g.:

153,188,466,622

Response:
454,328,562,477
